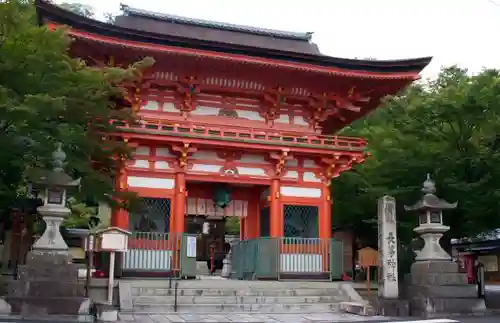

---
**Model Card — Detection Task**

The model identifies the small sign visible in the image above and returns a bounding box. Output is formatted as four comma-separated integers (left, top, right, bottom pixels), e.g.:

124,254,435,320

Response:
186,236,197,258
358,247,380,268
97,227,131,252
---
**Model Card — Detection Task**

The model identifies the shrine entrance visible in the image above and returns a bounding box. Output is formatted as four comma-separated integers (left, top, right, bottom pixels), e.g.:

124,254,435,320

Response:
185,181,256,275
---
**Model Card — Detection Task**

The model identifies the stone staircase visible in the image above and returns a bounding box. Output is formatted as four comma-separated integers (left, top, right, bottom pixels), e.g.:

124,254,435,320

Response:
120,278,359,314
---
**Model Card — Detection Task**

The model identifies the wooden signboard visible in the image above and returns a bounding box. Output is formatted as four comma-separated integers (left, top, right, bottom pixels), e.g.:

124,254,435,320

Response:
358,247,380,268
357,247,380,295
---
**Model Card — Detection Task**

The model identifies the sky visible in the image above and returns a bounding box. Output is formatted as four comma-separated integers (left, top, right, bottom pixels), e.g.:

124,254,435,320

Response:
57,0,500,80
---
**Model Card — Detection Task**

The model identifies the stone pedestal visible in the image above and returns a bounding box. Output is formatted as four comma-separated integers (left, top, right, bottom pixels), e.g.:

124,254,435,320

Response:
6,251,89,316
406,260,486,317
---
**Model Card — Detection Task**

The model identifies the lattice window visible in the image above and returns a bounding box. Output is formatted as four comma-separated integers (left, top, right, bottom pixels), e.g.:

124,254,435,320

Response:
129,198,171,233
283,205,319,238
260,207,270,237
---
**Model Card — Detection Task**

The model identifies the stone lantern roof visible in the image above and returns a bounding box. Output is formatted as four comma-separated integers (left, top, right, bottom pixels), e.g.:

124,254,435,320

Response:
404,174,457,212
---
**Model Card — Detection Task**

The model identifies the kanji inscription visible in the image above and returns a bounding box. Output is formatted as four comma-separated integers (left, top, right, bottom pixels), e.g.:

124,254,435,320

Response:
378,195,399,298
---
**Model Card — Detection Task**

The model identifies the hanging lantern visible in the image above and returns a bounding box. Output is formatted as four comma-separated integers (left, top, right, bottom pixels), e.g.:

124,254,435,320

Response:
213,185,232,209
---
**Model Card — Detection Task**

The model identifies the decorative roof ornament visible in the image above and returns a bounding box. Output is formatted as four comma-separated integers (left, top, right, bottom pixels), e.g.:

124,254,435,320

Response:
31,143,80,188
421,173,436,194
52,142,67,172
404,174,457,212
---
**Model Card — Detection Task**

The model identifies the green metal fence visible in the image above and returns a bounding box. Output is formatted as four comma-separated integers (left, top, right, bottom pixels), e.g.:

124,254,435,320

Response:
231,237,343,280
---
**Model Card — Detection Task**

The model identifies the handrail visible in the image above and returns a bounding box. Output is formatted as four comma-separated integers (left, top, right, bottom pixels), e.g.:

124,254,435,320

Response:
112,119,367,150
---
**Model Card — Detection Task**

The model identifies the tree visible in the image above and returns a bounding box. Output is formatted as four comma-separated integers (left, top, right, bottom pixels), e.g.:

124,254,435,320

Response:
334,66,500,246
59,2,115,24
58,2,94,19
0,0,154,215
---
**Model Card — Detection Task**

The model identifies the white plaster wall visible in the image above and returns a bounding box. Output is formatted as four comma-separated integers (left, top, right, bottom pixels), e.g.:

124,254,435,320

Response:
127,176,175,189
283,171,299,179
192,106,219,116
303,172,322,182
303,159,318,168
134,146,150,156
294,116,309,126
280,186,321,198
191,164,222,173
141,101,160,111
236,167,267,176
191,151,224,161
275,114,290,124
156,147,175,157
162,102,180,113
240,154,269,164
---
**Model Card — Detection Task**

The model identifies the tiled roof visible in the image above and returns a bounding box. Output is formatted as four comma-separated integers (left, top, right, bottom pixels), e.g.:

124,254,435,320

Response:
115,4,321,55
120,4,313,41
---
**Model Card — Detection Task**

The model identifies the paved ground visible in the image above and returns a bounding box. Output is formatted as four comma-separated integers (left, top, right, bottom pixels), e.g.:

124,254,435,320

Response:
118,313,388,322
116,314,500,323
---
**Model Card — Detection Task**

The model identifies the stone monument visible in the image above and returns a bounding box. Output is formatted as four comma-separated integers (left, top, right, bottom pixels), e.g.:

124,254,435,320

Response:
375,195,409,316
6,143,90,318
404,174,486,317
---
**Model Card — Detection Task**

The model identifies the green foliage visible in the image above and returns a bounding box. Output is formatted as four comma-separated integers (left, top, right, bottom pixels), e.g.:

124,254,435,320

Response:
63,197,97,229
225,217,240,235
0,0,154,214
334,66,500,246
58,2,95,18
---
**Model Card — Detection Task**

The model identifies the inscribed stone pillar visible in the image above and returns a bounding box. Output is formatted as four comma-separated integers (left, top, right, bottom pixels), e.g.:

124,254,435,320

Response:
378,195,399,299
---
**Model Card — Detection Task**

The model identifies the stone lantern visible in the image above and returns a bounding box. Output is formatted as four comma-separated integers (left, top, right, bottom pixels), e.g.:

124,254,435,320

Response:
403,174,485,317
404,174,457,261
6,143,89,317
30,143,80,252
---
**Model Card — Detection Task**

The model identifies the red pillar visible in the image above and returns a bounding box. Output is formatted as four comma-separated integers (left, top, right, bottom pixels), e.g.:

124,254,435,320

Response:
173,172,186,234
269,178,282,237
319,183,332,239
111,167,129,230
244,191,261,239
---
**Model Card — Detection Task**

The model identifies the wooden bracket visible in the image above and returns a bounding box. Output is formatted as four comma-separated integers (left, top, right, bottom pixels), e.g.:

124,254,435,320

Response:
176,76,200,117
172,142,197,170
269,149,293,177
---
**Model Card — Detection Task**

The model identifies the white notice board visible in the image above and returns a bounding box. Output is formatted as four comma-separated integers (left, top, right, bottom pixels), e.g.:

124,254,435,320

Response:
186,236,197,258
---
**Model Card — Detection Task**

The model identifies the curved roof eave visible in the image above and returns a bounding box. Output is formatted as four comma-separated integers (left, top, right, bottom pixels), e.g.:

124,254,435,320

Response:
35,0,432,75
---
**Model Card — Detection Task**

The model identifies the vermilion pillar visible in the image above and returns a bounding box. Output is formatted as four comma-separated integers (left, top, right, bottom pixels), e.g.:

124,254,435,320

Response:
269,178,282,237
243,191,261,239
112,167,129,230
173,172,186,234
319,183,332,239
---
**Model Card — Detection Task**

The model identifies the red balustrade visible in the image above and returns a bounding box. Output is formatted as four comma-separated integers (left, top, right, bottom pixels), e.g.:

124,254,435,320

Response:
112,119,367,150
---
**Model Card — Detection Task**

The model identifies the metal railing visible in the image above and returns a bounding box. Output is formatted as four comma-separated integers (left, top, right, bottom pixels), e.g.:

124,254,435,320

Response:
111,119,367,150
122,232,197,277
232,237,344,281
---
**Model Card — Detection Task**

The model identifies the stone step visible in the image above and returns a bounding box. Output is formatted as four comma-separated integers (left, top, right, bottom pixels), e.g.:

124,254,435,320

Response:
411,297,486,315
417,285,478,299
132,287,344,297
130,302,341,314
133,295,344,305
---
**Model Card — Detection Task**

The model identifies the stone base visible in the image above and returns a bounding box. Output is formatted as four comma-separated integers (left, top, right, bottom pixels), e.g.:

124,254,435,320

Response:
6,250,89,316
406,260,487,317
373,298,409,317
94,303,118,322
339,301,375,316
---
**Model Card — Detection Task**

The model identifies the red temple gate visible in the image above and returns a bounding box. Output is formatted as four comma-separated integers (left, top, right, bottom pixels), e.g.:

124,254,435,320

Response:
36,0,431,279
